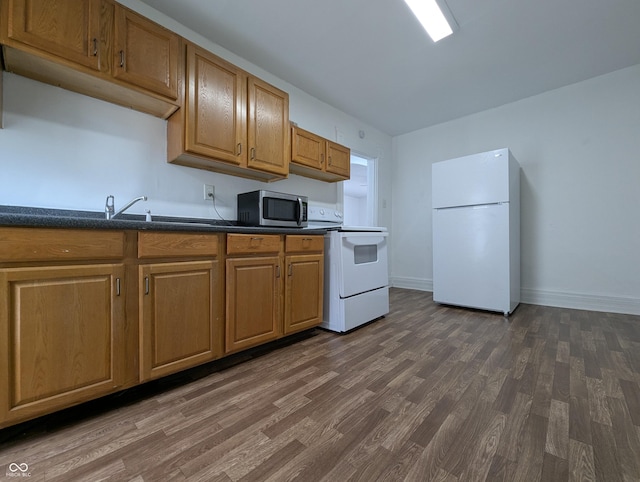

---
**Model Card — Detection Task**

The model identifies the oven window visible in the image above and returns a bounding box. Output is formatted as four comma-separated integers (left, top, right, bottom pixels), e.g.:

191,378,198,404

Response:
354,245,378,264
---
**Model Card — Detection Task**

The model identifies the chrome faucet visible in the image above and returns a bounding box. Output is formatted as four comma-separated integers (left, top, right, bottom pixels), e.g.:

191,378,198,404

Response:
105,195,147,220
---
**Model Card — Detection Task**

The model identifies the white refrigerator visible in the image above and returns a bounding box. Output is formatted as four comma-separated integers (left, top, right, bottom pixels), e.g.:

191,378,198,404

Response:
432,148,520,315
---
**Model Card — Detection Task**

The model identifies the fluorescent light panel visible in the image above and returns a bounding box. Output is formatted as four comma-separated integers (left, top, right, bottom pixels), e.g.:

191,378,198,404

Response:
404,0,453,42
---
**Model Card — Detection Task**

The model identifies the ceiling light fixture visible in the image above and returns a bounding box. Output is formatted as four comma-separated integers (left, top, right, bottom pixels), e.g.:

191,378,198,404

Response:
403,0,455,42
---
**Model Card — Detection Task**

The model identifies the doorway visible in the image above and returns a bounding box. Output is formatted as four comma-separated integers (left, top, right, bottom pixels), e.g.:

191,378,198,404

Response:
342,153,378,227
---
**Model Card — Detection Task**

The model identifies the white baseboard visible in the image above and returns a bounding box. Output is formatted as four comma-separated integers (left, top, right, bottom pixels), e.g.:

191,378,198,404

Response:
520,288,640,316
389,277,640,316
390,276,432,292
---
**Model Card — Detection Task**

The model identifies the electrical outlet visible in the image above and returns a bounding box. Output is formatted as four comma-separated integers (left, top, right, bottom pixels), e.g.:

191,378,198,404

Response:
203,184,215,201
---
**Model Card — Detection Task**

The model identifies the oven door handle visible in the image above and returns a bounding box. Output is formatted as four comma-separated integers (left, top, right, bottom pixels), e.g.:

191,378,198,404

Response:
342,234,388,247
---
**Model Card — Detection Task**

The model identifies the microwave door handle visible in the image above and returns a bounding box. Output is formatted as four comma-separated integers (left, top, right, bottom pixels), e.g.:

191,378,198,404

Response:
297,197,303,226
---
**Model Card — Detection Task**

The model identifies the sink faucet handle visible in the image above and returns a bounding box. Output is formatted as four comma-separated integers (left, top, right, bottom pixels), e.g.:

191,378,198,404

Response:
105,195,115,219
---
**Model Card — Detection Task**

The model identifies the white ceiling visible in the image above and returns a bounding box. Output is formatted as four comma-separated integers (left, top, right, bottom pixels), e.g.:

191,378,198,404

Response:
140,0,640,136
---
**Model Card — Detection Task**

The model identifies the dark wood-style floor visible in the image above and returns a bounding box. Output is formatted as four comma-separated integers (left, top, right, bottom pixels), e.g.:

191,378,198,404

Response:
1,288,640,481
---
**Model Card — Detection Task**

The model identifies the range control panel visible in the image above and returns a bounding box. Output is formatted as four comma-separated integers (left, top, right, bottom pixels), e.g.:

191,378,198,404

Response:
307,205,343,224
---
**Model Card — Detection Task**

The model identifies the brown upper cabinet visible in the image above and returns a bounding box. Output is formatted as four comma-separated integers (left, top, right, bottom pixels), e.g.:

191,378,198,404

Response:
0,0,180,118
290,124,350,182
113,6,179,100
246,76,290,177
3,0,107,72
168,43,290,182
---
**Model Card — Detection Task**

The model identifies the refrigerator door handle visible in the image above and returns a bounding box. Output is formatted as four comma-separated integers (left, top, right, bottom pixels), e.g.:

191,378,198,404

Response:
434,201,507,211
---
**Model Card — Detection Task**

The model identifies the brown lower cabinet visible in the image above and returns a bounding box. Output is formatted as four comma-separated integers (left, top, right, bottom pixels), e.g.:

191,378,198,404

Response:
139,260,220,381
225,255,281,353
284,235,325,334
0,228,127,427
225,234,282,354
224,233,325,353
0,264,125,426
137,232,223,381
0,227,323,429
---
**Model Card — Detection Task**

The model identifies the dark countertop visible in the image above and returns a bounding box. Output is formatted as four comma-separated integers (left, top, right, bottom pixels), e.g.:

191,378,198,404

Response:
0,205,327,235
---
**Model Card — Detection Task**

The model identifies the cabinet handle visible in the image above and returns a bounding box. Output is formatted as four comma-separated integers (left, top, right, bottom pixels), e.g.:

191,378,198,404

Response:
328,156,332,166
250,147,255,160
92,38,98,56
320,153,324,165
116,278,121,296
237,143,242,155
119,50,125,68
276,265,281,278
144,276,149,295
288,264,293,276
251,237,263,242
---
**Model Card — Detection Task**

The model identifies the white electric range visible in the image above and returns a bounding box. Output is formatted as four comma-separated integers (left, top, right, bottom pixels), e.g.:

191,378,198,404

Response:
307,206,389,333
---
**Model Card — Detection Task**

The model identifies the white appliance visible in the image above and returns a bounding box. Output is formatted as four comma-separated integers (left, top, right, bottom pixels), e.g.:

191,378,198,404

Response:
307,206,390,332
432,148,520,315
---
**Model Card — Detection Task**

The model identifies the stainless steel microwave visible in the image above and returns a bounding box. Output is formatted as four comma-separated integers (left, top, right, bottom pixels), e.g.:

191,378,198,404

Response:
237,190,308,228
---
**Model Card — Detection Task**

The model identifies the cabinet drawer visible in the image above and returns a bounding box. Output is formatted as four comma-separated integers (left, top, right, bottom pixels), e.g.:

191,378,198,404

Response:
227,234,281,255
285,235,324,253
0,228,124,262
138,232,219,258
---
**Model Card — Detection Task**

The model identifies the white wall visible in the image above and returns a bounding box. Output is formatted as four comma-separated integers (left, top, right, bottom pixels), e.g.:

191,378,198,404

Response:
344,195,367,226
391,64,640,315
0,0,392,228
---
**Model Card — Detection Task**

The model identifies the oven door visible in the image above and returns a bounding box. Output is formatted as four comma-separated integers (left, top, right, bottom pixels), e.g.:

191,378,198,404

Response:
338,231,389,298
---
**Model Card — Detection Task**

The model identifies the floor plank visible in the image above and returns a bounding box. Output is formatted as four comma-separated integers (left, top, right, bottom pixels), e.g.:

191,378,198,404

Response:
1,288,639,481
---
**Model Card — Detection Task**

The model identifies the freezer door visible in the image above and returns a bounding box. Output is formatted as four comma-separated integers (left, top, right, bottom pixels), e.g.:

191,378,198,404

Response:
433,203,511,313
432,148,512,208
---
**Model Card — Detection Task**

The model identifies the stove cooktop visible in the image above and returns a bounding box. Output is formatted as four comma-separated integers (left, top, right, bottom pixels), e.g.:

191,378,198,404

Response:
306,204,387,232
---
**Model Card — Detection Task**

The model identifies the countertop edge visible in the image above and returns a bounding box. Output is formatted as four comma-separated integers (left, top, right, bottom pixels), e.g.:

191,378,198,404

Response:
0,207,327,235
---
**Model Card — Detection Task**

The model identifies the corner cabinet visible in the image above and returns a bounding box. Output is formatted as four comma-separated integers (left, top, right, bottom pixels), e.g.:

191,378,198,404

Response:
290,124,350,182
0,0,181,118
168,43,290,182
137,232,222,381
0,228,126,427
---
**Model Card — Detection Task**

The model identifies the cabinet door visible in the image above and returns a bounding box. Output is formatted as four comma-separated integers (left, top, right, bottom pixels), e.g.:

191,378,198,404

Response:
0,264,124,427
284,254,324,335
139,261,218,381
5,0,105,71
113,5,179,99
185,44,247,165
226,256,280,353
247,76,290,177
326,141,350,178
291,125,325,170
